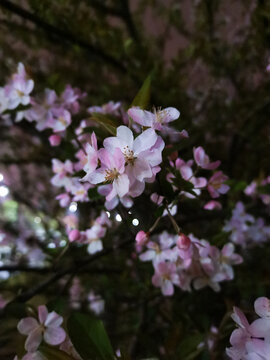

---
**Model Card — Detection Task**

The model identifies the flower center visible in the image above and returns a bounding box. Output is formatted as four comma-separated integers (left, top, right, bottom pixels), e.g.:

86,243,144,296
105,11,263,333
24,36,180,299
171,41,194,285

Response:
105,168,119,182
123,146,136,165
16,89,24,97
58,116,67,126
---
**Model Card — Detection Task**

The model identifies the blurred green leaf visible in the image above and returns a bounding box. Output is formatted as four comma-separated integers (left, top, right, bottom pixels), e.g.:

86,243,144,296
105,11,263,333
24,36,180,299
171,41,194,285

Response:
131,73,152,109
67,312,114,360
91,113,119,136
40,345,76,360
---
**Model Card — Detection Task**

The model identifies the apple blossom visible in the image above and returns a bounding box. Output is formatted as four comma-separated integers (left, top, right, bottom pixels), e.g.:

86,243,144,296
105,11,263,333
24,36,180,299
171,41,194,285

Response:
17,305,66,352
128,106,180,131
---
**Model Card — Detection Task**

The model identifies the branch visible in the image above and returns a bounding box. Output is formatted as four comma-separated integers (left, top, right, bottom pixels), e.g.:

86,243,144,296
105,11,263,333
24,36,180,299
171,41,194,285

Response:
9,238,132,303
0,0,127,73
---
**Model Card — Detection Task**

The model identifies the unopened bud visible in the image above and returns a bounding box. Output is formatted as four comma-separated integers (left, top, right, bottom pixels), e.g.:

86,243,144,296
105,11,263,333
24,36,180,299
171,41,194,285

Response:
177,233,191,250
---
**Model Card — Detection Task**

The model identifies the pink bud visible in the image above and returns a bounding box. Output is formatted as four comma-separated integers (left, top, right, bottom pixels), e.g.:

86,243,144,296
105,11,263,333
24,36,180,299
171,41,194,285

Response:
49,134,61,146
68,229,81,242
177,234,191,250
135,231,149,246
204,200,222,210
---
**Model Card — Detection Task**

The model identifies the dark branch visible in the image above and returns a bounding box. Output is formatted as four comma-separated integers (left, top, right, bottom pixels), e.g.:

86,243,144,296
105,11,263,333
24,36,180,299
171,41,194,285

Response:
9,238,132,303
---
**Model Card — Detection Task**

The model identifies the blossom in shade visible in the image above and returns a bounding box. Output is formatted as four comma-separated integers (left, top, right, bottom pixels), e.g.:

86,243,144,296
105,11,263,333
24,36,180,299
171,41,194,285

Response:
7,63,34,110
207,171,230,198
128,106,180,131
152,262,179,296
17,305,66,352
193,146,220,170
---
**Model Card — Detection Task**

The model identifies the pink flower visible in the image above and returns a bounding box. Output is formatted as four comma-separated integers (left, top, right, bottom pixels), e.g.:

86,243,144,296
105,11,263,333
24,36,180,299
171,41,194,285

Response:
7,63,34,110
128,106,180,131
88,147,129,201
88,101,121,115
152,262,179,296
51,109,71,132
207,171,230,198
193,146,220,170
104,126,158,182
17,305,66,352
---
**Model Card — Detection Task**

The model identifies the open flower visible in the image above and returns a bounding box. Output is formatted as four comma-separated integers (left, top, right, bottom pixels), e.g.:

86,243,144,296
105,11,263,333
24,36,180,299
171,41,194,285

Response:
128,106,180,131
17,305,66,352
88,147,129,201
104,125,158,182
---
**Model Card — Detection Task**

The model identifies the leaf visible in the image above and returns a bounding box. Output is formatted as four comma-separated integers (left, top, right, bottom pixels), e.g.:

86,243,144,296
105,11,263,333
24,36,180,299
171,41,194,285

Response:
67,312,114,360
91,113,120,135
40,345,76,360
131,73,152,109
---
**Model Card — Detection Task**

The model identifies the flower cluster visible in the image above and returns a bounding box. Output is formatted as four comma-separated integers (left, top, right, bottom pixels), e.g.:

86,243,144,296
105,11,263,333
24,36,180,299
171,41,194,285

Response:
227,297,270,360
224,201,270,247
137,231,242,295
82,125,165,209
18,85,83,136
67,210,111,254
165,146,229,207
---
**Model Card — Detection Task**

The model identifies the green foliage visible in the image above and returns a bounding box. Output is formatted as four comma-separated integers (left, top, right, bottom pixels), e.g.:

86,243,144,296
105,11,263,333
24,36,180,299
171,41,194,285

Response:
131,73,152,110
67,313,115,360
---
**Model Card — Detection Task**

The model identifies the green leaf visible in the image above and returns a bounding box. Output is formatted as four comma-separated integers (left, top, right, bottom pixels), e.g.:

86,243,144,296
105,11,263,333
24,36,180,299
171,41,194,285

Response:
40,345,76,360
67,312,115,360
91,113,120,135
131,73,152,109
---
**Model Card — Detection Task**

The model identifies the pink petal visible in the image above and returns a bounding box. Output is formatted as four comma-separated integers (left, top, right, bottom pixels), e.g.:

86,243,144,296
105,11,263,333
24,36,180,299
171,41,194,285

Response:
254,297,270,318
25,327,43,352
128,108,155,127
133,157,152,182
44,326,66,346
113,174,129,197
44,312,63,327
116,126,134,148
161,279,174,296
161,107,180,123
231,307,250,329
133,128,157,154
38,305,48,324
17,318,39,335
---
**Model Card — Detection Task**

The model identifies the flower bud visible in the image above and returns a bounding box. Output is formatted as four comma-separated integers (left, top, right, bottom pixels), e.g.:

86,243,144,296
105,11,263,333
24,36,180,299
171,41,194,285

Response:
68,229,81,242
177,233,191,250
135,231,149,246
49,134,61,147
